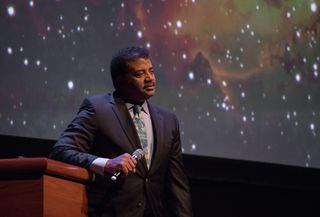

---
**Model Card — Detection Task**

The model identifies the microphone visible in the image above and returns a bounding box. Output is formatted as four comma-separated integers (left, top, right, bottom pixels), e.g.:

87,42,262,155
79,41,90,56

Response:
111,149,145,181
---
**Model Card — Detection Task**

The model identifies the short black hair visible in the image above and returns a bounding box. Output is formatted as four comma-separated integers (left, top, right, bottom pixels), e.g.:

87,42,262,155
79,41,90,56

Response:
110,46,150,88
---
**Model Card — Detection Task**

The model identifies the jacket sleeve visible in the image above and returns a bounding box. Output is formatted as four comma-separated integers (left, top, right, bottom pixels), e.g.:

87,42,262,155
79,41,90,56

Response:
49,98,99,169
166,115,194,217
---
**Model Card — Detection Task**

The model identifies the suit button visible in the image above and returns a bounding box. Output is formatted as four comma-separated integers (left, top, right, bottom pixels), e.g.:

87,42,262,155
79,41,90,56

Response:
136,202,143,208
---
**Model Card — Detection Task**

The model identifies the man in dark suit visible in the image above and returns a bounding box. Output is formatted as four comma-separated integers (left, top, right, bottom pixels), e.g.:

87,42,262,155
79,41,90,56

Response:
50,46,193,217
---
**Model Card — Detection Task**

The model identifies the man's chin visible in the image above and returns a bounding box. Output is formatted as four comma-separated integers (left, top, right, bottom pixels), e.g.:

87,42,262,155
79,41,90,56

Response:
144,90,155,99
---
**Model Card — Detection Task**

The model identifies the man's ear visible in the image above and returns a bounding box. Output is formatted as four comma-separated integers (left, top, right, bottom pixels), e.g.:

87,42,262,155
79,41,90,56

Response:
116,75,129,89
115,77,120,88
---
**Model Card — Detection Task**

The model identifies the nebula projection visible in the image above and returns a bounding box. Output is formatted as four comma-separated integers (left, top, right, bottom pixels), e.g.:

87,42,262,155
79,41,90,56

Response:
0,0,320,167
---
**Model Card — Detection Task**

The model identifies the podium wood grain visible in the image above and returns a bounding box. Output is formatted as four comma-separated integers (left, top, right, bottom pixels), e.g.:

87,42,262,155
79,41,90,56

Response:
0,158,94,217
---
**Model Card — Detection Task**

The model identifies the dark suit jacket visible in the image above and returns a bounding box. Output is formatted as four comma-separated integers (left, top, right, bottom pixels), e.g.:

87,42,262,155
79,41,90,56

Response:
50,93,193,217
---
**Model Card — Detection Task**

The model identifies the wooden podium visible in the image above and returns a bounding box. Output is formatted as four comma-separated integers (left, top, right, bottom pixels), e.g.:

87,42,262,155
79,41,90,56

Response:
0,158,94,217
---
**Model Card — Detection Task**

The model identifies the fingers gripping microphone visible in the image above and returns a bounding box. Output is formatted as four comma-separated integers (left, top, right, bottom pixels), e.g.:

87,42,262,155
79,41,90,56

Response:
111,149,144,181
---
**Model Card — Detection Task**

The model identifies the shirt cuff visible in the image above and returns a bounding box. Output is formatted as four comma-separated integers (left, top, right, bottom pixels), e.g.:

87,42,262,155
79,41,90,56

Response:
90,157,109,176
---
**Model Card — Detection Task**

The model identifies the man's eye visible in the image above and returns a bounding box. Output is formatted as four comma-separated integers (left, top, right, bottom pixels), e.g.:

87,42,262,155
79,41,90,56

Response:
134,71,144,77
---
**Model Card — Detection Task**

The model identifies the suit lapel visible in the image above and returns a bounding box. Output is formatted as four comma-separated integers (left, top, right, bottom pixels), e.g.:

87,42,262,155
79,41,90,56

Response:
111,97,140,150
148,103,164,173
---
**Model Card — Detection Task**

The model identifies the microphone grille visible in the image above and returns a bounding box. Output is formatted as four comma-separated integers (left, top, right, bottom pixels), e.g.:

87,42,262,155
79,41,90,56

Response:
132,149,145,160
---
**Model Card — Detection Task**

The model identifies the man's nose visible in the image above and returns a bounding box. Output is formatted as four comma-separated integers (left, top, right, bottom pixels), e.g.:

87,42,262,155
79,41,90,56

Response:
145,72,154,81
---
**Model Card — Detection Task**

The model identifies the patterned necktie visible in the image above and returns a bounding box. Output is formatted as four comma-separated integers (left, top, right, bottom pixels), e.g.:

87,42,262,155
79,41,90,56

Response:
132,105,150,168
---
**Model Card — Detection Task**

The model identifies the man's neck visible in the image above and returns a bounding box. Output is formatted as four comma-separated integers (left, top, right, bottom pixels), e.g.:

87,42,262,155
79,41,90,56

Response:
113,90,145,105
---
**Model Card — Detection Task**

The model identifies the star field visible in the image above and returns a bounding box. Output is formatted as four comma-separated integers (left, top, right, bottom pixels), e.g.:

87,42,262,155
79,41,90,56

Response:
0,0,320,168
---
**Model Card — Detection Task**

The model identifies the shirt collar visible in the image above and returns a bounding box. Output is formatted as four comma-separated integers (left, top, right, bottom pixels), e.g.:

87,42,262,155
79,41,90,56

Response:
126,101,149,115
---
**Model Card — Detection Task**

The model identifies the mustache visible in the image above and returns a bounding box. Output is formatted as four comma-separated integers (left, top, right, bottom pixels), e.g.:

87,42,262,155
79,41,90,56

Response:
144,82,156,88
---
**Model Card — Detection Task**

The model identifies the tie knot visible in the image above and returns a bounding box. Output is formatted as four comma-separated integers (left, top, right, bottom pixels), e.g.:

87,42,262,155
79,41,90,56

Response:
133,105,141,116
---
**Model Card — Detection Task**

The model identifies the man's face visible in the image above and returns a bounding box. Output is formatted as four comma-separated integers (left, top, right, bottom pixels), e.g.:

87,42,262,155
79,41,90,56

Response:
118,58,156,102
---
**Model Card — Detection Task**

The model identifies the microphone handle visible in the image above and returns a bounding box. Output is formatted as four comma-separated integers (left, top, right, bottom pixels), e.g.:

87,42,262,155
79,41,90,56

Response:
110,155,138,181
111,171,121,181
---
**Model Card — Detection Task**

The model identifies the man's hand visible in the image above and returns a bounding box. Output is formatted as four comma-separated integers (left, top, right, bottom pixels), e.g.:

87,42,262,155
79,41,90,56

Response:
104,153,137,175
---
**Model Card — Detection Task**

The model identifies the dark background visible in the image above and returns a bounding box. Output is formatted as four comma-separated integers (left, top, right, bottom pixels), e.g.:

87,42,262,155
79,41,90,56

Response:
1,134,320,217
1,0,320,168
